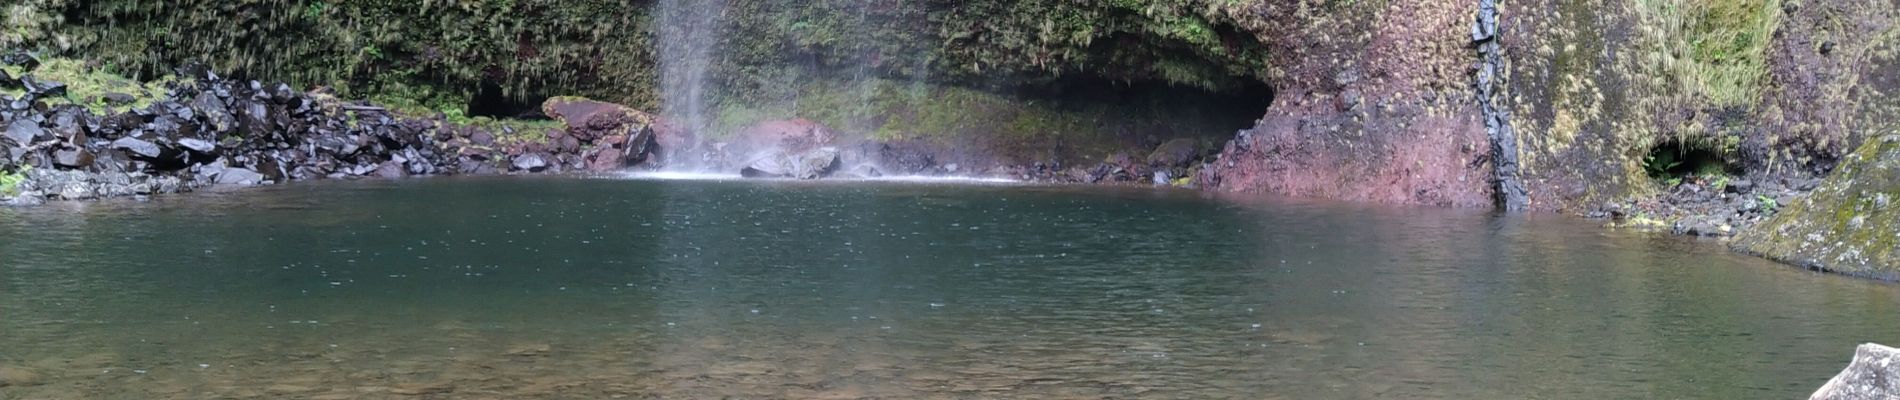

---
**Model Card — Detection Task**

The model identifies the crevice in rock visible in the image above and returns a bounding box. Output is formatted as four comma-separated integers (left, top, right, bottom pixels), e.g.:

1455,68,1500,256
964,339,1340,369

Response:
1474,0,1529,211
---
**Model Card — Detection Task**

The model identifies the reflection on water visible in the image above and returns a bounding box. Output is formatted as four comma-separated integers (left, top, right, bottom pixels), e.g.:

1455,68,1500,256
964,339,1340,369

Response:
1,176,1895,398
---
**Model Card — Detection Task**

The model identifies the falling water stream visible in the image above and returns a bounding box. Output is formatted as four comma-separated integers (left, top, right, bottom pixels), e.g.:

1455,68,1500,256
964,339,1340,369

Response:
656,0,727,139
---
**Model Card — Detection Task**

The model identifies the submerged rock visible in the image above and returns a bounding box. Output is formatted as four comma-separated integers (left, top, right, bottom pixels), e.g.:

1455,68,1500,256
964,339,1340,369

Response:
1810,343,1900,400
1735,136,1900,278
0,365,45,387
389,382,454,396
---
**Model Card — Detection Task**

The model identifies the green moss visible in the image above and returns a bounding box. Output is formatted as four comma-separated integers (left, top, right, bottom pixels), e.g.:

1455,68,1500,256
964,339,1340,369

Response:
1634,0,1781,109
0,165,30,197
26,0,659,111
1736,136,1900,278
2,57,167,114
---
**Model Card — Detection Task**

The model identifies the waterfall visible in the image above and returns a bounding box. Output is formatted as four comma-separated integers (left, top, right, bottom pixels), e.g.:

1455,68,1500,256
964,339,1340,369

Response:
657,0,727,140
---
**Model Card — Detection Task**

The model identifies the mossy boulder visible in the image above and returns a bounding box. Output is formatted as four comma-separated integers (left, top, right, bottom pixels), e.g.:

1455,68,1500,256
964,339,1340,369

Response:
1735,136,1900,279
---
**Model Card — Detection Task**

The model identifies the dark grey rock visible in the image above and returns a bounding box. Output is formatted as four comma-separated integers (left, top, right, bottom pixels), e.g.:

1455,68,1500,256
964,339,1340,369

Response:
20,76,66,98
177,138,217,154
53,148,94,168
192,92,234,133
111,137,163,158
4,120,43,146
101,92,137,105
0,51,38,69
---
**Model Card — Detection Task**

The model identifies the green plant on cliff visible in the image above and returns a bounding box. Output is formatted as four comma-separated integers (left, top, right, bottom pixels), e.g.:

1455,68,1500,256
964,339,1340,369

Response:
25,0,659,112
1,57,166,114
1636,0,1782,110
0,166,31,197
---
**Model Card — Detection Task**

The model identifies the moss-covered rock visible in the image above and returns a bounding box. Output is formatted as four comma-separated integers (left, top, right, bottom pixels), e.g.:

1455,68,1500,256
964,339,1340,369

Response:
1735,136,1900,279
0,57,167,114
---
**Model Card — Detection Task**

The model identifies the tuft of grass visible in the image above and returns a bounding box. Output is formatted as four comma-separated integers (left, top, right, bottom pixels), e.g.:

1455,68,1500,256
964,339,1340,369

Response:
1,165,31,197
1,57,167,114
1636,0,1782,109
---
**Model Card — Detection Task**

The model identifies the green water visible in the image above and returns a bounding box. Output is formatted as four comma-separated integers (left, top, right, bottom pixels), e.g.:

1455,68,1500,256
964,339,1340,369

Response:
1,176,1895,399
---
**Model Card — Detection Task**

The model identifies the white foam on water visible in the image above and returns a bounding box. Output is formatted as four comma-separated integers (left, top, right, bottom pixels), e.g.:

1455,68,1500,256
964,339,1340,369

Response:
620,171,744,181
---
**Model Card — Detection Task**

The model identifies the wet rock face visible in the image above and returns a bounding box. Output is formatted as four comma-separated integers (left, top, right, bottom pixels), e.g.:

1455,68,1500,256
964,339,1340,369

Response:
1200,100,1495,208
723,119,842,179
1735,136,1900,279
1196,0,1495,207
1810,343,1900,400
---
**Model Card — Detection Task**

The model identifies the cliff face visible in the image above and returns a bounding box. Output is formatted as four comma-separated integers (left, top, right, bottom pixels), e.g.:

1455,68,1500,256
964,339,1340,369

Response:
1196,0,1494,207
1500,0,1900,211
1201,0,1900,211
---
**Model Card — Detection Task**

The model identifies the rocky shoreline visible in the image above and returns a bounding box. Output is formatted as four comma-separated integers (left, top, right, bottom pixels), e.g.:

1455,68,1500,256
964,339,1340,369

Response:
0,54,1218,209
0,56,669,207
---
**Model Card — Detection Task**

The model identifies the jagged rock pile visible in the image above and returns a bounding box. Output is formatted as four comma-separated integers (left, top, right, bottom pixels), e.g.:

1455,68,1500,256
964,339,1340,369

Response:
0,56,660,205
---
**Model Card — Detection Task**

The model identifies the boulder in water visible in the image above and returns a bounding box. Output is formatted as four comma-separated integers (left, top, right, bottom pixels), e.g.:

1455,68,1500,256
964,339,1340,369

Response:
741,146,840,179
1810,343,1900,400
727,119,840,175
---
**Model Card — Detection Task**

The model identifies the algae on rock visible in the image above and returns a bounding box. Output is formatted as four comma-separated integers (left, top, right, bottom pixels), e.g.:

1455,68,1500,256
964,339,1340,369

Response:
1735,136,1900,279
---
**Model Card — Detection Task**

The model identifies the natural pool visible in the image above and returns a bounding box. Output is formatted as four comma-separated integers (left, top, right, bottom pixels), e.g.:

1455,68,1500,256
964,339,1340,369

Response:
1,176,1895,398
